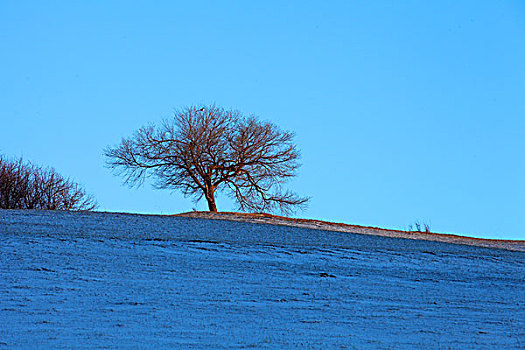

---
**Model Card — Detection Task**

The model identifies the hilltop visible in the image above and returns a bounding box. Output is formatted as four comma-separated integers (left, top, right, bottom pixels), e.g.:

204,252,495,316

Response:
175,211,525,252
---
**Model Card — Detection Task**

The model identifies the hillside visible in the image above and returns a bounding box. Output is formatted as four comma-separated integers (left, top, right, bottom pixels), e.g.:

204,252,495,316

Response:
2,209,524,348
176,211,525,252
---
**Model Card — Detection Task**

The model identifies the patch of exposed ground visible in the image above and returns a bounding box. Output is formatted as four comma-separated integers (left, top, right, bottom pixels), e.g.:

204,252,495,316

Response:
175,211,525,252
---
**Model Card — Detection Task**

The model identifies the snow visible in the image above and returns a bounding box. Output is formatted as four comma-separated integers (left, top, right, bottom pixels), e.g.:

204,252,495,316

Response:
1,210,524,349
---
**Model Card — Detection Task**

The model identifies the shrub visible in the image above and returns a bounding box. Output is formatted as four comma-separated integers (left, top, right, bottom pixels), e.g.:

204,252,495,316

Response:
408,220,431,233
0,155,97,210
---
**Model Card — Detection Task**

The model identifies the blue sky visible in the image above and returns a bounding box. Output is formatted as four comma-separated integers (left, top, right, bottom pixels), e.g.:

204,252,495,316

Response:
1,1,524,239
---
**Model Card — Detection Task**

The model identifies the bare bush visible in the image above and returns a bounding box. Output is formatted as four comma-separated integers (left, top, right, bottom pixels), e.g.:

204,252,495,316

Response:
408,220,431,233
0,155,97,211
105,105,308,215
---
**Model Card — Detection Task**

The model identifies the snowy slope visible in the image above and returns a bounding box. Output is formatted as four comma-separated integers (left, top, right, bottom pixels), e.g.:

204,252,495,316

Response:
1,210,524,349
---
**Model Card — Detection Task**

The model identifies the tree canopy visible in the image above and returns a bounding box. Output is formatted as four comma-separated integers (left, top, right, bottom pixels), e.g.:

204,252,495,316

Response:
105,105,308,215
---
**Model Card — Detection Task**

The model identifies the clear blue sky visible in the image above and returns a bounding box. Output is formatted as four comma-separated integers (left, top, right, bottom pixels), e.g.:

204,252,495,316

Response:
1,1,524,239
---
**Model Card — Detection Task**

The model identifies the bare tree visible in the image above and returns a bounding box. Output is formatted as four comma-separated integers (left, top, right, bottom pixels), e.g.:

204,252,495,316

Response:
105,105,309,215
0,155,97,211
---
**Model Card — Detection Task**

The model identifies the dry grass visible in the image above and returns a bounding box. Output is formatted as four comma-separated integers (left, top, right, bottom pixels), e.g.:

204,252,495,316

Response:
174,211,525,252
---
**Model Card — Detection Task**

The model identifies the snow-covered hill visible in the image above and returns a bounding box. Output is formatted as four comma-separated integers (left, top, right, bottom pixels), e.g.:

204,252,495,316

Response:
1,210,524,348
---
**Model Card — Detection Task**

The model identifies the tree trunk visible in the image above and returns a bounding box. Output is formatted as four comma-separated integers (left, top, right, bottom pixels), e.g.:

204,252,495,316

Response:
205,191,217,212
207,197,217,212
